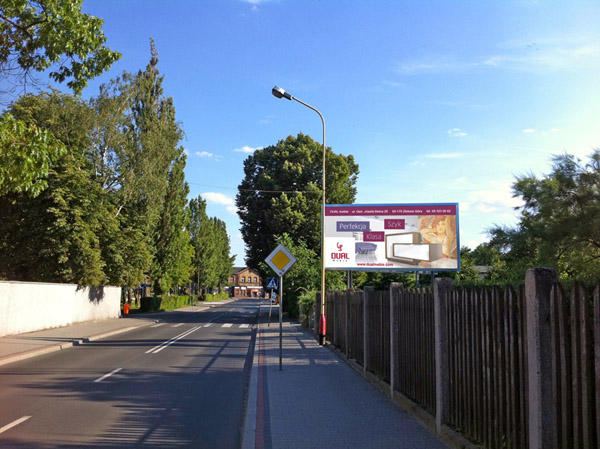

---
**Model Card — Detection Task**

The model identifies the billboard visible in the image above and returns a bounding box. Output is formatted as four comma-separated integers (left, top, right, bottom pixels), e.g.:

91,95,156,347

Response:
324,203,459,272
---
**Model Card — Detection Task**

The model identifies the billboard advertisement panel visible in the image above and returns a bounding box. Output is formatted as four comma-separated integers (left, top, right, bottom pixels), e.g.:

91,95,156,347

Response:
324,203,460,272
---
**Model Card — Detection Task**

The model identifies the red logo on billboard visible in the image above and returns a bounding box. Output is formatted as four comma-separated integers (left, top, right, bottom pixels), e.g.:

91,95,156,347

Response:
332,242,349,260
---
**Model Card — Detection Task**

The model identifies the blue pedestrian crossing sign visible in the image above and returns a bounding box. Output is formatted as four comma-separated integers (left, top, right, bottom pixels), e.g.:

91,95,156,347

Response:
266,277,279,290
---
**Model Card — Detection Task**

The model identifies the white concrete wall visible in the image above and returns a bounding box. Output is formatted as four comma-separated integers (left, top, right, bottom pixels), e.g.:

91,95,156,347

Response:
0,281,122,337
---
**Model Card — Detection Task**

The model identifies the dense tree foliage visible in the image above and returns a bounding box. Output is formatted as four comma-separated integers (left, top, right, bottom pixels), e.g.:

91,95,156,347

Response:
187,195,234,294
152,153,194,294
0,0,120,201
0,0,121,97
236,133,359,269
0,44,234,292
487,150,600,283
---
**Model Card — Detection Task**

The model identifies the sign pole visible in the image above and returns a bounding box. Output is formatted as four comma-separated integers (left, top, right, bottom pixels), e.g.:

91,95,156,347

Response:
264,244,296,372
279,275,283,371
269,288,273,326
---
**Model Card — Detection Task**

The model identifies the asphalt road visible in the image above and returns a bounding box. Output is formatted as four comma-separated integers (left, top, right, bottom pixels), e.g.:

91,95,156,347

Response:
0,298,263,448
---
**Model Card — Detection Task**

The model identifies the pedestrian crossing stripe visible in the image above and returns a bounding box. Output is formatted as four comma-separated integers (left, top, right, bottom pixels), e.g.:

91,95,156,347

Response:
222,323,233,328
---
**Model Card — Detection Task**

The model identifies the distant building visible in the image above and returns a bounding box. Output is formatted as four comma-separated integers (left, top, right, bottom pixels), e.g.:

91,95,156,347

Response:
229,267,264,298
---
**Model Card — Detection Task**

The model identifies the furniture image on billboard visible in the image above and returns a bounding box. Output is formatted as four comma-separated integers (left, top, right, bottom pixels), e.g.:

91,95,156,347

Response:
385,232,443,265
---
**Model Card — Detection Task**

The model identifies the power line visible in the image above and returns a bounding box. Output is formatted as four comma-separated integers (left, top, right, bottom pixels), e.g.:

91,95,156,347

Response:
186,181,318,195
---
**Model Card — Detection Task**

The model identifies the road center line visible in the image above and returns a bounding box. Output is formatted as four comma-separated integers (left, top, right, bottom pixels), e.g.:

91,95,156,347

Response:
145,326,200,354
94,368,123,383
0,416,31,434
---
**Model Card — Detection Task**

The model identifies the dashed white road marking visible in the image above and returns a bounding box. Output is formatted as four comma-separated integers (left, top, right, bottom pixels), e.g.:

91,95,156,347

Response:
0,416,31,434
203,323,213,328
151,323,165,328
172,323,183,328
94,368,123,383
240,324,250,328
222,323,233,328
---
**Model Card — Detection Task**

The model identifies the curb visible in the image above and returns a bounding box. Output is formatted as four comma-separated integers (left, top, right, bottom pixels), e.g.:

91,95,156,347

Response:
0,320,155,368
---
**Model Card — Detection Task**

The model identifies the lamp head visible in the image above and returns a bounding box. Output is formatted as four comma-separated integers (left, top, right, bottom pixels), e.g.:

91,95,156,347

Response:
272,86,292,100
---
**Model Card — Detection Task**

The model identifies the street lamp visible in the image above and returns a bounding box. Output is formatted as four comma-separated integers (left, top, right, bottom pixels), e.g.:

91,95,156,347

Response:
271,85,327,345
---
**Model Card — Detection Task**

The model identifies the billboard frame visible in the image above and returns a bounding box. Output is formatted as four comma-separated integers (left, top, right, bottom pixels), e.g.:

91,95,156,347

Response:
323,203,460,273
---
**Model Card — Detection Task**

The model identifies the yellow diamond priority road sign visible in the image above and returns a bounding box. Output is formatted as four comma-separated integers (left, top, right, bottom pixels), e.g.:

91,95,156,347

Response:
265,244,297,277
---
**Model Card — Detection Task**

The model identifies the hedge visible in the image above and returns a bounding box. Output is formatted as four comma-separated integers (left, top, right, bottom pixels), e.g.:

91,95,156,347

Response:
140,295,191,312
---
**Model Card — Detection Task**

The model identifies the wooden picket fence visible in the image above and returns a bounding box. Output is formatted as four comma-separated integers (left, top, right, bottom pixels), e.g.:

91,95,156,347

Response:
311,269,599,449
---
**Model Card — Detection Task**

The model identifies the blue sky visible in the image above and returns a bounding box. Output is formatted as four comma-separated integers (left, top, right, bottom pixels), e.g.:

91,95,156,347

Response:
74,1,600,265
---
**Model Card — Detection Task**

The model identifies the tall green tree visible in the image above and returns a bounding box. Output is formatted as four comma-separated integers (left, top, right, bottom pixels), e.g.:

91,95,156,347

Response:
187,196,234,293
488,150,600,282
0,90,116,284
211,217,235,290
236,133,359,269
152,152,194,294
0,43,191,289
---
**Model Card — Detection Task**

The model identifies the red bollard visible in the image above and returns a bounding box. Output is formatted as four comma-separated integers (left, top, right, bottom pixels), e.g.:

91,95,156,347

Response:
123,303,130,315
318,314,326,345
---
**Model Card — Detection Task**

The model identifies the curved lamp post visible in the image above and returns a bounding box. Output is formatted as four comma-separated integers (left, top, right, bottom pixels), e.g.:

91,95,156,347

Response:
272,86,327,345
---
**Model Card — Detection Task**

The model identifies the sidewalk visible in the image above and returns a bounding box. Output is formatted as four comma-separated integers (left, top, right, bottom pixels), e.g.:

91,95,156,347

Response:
243,314,449,449
0,300,234,367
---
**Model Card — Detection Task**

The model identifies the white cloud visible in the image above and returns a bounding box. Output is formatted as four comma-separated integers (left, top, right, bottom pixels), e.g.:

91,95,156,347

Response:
395,39,600,75
259,115,275,125
226,205,239,215
463,235,490,249
426,152,467,159
448,128,467,137
202,192,235,206
522,129,536,134
196,151,214,157
234,145,262,153
464,180,523,216
195,150,223,161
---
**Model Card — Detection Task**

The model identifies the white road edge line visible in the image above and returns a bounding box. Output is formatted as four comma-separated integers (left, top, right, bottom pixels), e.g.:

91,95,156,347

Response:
0,416,32,434
94,368,123,383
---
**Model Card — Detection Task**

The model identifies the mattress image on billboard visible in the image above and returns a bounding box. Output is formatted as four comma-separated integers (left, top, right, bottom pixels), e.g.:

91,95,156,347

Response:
384,232,443,265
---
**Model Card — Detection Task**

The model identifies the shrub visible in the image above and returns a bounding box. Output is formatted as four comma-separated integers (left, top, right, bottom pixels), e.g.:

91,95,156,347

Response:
204,292,230,302
298,290,316,327
140,295,190,312
140,296,162,312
